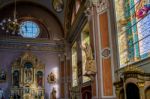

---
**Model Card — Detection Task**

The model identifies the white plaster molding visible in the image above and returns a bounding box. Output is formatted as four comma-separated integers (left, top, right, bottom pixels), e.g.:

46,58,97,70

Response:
96,0,109,14
88,0,101,6
107,8,117,98
101,47,111,59
84,7,94,17
91,6,99,98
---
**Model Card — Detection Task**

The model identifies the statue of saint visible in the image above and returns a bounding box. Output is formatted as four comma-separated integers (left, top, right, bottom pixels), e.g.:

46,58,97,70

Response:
81,43,96,76
50,88,56,99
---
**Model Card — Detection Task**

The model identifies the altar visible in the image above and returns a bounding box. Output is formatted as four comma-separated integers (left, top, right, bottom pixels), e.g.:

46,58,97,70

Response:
10,51,45,99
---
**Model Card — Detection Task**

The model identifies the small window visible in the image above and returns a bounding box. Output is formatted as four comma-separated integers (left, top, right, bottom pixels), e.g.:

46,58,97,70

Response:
19,21,40,38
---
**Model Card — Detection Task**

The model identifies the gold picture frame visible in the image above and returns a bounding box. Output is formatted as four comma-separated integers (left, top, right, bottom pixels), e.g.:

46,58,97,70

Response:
47,72,56,84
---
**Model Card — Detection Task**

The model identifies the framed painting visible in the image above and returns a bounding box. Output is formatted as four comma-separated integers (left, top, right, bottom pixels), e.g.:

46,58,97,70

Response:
0,71,6,82
24,62,33,84
47,72,56,84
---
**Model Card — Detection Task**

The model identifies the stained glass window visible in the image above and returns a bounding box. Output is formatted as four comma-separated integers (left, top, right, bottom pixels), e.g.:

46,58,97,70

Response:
19,21,40,38
114,0,150,67
72,42,78,87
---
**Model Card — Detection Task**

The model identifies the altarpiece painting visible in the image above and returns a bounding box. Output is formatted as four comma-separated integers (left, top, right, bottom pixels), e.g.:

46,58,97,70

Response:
11,51,45,99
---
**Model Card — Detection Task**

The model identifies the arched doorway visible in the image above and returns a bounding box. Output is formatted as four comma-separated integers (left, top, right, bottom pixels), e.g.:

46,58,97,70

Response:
145,87,150,99
126,83,140,99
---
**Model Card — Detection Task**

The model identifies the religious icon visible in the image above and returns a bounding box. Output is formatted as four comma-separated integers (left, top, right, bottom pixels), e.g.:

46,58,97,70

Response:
47,72,56,84
24,62,33,84
37,71,43,87
52,0,64,12
0,71,6,82
50,87,56,99
24,68,32,83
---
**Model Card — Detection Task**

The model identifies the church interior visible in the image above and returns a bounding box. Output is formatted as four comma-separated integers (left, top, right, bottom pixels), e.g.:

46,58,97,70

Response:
0,0,150,99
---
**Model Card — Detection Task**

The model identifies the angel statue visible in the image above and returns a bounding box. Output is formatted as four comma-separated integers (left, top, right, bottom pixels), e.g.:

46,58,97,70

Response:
81,43,96,79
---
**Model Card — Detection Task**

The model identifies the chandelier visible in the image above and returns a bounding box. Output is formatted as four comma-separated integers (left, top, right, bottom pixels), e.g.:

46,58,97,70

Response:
0,0,19,34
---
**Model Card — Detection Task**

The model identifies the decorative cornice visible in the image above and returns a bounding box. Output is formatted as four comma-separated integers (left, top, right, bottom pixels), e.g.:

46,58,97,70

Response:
124,65,144,74
96,0,109,14
12,51,45,68
0,39,65,52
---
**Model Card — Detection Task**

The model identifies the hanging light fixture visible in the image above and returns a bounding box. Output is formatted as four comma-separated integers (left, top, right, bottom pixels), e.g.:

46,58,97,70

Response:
0,0,19,35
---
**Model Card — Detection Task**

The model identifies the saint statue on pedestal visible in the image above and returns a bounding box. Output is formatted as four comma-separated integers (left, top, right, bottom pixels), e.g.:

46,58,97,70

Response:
81,43,96,77
50,88,56,99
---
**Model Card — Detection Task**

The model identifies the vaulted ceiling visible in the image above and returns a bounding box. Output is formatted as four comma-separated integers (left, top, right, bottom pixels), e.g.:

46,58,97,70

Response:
0,0,65,27
0,0,67,51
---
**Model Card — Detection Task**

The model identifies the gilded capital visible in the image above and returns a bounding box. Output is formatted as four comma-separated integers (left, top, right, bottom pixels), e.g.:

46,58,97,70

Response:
137,82,145,88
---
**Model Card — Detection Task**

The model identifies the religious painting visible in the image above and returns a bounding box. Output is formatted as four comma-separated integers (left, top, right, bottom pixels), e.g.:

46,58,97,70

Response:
52,0,64,12
0,71,6,82
13,70,19,86
47,72,56,84
24,62,33,84
37,71,43,87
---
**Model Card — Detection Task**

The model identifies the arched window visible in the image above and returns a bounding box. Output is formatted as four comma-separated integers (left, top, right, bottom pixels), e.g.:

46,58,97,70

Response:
19,21,40,38
114,0,150,67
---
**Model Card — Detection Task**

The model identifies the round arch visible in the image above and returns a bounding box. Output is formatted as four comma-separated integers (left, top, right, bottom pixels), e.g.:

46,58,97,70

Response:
126,83,140,99
145,86,150,99
0,1,64,39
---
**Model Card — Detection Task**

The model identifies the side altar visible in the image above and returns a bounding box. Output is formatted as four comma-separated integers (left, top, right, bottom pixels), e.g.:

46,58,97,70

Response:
10,51,45,99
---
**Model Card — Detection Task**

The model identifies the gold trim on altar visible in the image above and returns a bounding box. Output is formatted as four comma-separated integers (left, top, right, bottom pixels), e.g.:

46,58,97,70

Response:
11,51,45,99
